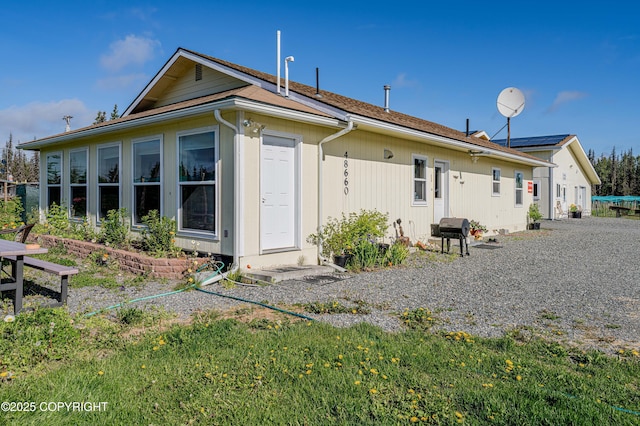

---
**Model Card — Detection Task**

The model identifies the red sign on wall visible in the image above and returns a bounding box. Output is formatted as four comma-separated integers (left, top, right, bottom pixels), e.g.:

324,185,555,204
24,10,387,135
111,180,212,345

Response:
527,181,533,193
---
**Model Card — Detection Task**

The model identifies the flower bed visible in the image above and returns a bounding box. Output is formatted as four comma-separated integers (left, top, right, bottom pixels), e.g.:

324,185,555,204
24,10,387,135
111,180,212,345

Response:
33,234,189,280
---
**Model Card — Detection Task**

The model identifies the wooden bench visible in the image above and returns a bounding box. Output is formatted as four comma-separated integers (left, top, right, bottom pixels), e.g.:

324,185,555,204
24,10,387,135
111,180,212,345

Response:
609,205,631,217
4,255,79,309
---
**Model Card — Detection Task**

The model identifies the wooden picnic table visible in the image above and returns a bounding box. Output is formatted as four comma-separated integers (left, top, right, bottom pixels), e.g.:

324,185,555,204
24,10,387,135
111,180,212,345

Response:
609,205,631,217
0,240,48,314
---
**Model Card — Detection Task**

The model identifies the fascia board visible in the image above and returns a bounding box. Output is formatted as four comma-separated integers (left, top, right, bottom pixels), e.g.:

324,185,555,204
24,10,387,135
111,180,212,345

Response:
352,115,553,168
19,99,343,150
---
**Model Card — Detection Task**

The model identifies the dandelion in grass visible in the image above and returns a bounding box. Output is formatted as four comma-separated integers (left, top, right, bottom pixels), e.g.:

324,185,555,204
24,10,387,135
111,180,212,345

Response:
153,346,159,351
410,417,419,423
98,371,104,376
369,388,378,394
516,375,522,381
141,365,146,369
354,380,361,385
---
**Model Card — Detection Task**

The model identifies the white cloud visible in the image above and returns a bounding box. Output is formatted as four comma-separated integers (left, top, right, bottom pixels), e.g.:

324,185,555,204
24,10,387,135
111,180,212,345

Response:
0,99,94,143
391,72,420,89
548,90,588,112
100,35,160,72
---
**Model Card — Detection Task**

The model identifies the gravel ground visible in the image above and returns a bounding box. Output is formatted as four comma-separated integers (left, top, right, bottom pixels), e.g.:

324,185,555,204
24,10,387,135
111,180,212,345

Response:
63,216,639,354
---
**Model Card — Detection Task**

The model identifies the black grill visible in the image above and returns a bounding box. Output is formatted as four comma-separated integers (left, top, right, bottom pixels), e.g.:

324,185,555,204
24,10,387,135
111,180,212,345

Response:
438,217,470,257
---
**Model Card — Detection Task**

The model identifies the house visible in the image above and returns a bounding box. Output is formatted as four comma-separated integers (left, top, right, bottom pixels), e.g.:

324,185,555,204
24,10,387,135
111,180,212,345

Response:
491,135,600,219
18,47,552,273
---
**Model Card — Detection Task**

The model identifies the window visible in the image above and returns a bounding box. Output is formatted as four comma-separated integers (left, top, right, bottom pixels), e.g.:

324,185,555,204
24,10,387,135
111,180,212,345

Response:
556,183,561,198
133,137,162,225
46,152,62,208
492,168,501,196
515,171,524,206
533,179,541,201
69,149,87,218
178,128,217,234
412,155,427,205
98,144,121,221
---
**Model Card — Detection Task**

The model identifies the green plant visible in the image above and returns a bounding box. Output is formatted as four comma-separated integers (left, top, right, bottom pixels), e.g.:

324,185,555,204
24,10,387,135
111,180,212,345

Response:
116,307,145,325
349,239,379,270
308,210,389,258
384,241,409,266
140,210,182,257
469,219,487,233
569,203,578,213
44,202,70,236
71,215,99,241
99,208,130,248
528,203,543,223
0,198,24,232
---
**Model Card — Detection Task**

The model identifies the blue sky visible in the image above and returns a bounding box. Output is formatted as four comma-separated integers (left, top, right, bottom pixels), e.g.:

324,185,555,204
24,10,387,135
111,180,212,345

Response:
1,1,638,156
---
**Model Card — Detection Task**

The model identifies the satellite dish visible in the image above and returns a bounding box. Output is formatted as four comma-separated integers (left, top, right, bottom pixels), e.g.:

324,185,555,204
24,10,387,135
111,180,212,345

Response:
497,87,525,118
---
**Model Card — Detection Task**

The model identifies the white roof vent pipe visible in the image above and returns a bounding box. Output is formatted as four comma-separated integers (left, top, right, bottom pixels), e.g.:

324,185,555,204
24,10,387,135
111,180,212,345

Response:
285,56,294,98
384,85,391,112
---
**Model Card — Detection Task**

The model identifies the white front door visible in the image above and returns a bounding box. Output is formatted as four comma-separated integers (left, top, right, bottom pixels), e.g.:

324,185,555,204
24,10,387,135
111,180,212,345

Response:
261,134,297,251
433,160,449,223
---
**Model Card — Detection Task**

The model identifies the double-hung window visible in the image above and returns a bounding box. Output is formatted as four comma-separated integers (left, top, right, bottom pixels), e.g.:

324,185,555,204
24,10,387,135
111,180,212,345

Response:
515,171,524,206
412,154,427,205
492,168,501,196
69,149,87,218
178,128,217,234
98,144,121,221
133,137,162,225
46,152,62,208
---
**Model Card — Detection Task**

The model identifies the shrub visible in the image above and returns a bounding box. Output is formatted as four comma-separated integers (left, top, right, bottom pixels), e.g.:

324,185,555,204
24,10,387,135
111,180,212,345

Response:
99,208,130,248
528,203,543,222
385,241,409,266
44,202,70,236
0,198,24,231
140,210,182,257
308,209,389,258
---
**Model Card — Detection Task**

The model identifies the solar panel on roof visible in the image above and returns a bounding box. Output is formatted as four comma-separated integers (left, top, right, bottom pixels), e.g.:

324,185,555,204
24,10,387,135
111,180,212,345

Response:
493,134,570,148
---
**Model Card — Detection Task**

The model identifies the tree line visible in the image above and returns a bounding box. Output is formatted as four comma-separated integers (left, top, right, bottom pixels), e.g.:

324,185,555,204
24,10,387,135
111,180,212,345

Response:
1,134,39,183
588,148,640,196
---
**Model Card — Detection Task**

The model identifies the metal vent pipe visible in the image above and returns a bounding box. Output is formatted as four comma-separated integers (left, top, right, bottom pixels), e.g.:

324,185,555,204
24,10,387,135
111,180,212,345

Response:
384,85,391,112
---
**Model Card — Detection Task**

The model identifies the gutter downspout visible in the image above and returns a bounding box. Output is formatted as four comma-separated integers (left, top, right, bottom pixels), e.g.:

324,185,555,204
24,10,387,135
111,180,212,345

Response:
317,120,354,271
203,109,241,285
549,166,555,220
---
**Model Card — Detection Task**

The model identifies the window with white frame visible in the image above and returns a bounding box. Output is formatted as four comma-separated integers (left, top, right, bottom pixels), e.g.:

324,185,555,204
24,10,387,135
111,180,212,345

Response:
98,144,121,221
412,155,427,205
46,152,62,208
133,137,162,225
533,179,541,201
492,168,501,196
69,149,87,218
515,171,524,206
178,128,217,234
556,183,561,198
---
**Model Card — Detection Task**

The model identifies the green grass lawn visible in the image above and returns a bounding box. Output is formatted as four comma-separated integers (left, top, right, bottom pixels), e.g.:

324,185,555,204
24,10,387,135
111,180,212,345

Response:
1,306,639,425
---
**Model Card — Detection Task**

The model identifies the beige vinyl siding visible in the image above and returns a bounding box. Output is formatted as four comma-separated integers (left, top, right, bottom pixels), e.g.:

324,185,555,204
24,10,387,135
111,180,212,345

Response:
155,66,247,108
320,131,532,238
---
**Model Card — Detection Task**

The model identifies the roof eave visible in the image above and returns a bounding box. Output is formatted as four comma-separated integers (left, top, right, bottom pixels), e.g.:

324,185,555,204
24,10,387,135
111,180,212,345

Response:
18,98,342,150
352,115,553,167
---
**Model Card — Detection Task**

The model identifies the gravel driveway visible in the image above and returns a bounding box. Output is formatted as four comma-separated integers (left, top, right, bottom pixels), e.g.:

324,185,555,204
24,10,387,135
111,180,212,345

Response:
68,216,640,354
